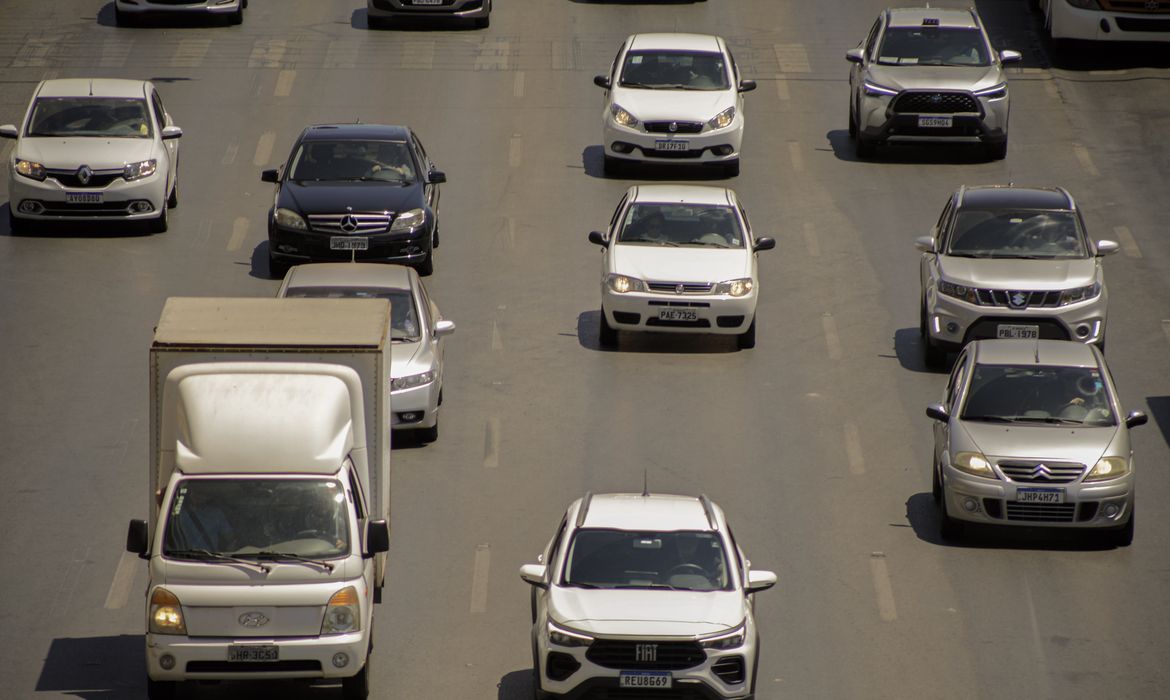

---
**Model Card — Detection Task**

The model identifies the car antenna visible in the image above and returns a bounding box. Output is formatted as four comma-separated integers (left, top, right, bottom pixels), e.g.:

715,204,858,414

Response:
642,469,650,498
89,79,94,96
1034,338,1040,364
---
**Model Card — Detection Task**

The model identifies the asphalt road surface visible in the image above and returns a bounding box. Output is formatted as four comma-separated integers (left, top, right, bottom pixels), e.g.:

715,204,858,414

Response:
1,1,1169,698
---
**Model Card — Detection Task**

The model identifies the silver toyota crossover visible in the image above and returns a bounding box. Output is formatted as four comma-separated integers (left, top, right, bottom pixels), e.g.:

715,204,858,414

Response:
846,6,1021,159
927,339,1146,546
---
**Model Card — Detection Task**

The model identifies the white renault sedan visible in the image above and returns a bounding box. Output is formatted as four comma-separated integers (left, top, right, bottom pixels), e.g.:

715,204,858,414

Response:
277,263,455,443
588,185,774,349
2,79,181,234
594,34,756,177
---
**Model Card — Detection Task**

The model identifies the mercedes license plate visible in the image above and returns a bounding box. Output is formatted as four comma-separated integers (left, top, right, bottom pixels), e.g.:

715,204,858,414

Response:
1016,487,1064,504
918,116,953,128
654,140,689,152
330,236,369,251
996,324,1039,340
228,644,278,662
412,0,444,4
619,671,671,689
657,308,698,322
66,192,102,204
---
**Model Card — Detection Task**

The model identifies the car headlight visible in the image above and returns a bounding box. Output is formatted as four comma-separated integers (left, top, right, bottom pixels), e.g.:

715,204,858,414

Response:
548,621,593,648
149,587,187,635
274,207,308,230
1084,456,1129,483
974,83,1008,100
709,106,736,129
606,273,645,294
14,159,46,181
611,104,639,128
715,278,754,297
699,622,746,650
321,586,361,635
937,280,979,304
391,371,435,392
1065,0,1101,9
952,451,997,479
123,159,157,181
390,207,425,233
1059,283,1100,306
863,81,899,97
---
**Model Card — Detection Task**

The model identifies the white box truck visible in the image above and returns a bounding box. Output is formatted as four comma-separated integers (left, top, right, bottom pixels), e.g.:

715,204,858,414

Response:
126,297,392,700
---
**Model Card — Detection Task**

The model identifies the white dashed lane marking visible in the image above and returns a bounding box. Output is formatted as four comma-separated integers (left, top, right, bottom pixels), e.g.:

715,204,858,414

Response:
254,132,276,167
802,222,820,258
787,141,803,172
869,553,898,622
227,217,249,252
104,551,139,610
773,44,810,73
470,544,491,613
844,422,865,475
1113,226,1141,258
274,69,296,97
514,71,526,98
775,75,790,101
822,313,842,360
249,39,287,68
483,417,500,468
170,38,211,68
1073,144,1099,177
508,133,523,167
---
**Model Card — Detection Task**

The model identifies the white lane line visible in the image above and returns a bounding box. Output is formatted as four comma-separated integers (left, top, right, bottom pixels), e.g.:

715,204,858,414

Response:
775,75,790,101
1072,144,1099,177
513,71,526,98
822,313,842,360
12,36,56,67
470,544,491,613
508,133,523,167
104,551,140,610
551,40,576,71
194,219,214,249
869,553,898,622
254,132,276,167
402,41,434,70
1022,575,1052,698
1044,79,1060,100
497,215,515,248
274,69,296,97
787,141,804,172
249,38,287,68
221,142,239,165
491,321,504,351
483,417,500,468
773,43,811,73
476,40,511,71
844,422,865,475
170,37,211,68
100,37,131,68
1113,226,1141,258
50,547,90,616
324,40,359,70
802,222,820,257
227,217,249,252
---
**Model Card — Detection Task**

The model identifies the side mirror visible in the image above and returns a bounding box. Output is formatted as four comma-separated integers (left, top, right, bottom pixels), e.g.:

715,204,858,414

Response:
365,520,390,556
753,237,776,252
519,563,548,589
1000,50,1023,64
160,126,183,140
914,235,937,253
926,403,950,422
1096,240,1120,257
260,169,279,183
588,230,608,247
427,170,447,184
845,48,864,64
738,79,757,93
1125,411,1148,429
746,569,777,594
127,519,149,558
434,319,456,337
0,124,18,139
593,75,611,89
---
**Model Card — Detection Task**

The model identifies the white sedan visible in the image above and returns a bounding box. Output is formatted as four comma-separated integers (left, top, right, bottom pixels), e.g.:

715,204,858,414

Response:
589,185,774,349
594,33,756,177
2,78,182,234
277,263,455,443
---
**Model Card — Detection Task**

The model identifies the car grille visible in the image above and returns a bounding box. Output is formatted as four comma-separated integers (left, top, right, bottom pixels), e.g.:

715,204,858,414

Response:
149,0,210,5
308,212,392,234
585,640,705,670
45,169,123,189
998,460,1086,484
644,121,705,134
893,92,980,114
1101,0,1170,12
970,288,1063,309
1116,16,1170,30
647,282,714,295
1005,502,1077,523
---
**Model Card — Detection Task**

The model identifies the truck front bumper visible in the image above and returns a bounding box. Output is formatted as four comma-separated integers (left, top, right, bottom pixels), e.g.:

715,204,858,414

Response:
146,630,368,681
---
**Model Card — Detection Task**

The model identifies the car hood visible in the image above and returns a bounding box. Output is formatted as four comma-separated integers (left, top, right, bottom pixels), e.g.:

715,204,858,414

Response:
613,245,751,284
866,64,1003,92
390,338,433,377
279,180,424,215
957,421,1118,464
938,257,1097,290
610,87,735,123
550,587,744,637
18,137,159,169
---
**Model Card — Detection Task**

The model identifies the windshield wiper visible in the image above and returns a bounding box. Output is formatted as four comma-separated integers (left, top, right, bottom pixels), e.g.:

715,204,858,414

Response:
960,414,1015,423
166,549,271,573
250,551,336,572
612,582,682,590
563,581,604,589
686,240,730,248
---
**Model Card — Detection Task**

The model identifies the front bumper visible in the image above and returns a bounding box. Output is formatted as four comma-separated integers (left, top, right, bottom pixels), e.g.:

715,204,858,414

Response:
269,224,432,267
390,380,440,430
857,92,1008,145
603,119,743,165
8,170,166,222
146,630,368,681
368,0,489,18
116,0,243,15
602,287,757,336
924,286,1106,350
1050,4,1170,42
942,465,1132,529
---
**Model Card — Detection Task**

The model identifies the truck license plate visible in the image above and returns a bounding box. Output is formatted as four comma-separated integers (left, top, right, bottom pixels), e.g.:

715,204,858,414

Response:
66,192,102,204
228,644,278,662
619,671,671,689
918,116,953,128
654,140,689,152
1016,488,1064,504
657,308,698,322
330,236,369,251
996,324,1039,340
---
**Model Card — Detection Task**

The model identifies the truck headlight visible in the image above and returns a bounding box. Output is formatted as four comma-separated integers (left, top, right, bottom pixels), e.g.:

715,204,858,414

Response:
1084,456,1129,482
548,621,593,648
1059,283,1100,305
952,451,997,479
715,278,754,297
390,208,425,233
611,104,639,128
709,106,736,129
274,207,308,230
15,159,46,181
938,280,979,304
699,622,746,650
149,587,187,635
606,274,645,294
391,371,435,392
321,586,361,635
123,159,157,181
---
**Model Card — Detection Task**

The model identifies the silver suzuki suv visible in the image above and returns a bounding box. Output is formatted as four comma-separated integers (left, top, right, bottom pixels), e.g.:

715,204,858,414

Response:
916,185,1118,368
846,6,1021,159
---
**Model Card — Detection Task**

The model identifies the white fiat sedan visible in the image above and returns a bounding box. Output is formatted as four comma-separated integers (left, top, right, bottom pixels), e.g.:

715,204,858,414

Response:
277,263,454,443
594,33,756,178
588,185,774,349
2,78,182,234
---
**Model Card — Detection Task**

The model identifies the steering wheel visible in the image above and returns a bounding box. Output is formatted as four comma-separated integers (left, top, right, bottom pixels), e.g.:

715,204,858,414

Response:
666,563,709,578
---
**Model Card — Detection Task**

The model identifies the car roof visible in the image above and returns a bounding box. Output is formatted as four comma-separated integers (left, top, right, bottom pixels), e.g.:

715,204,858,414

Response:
300,123,411,142
281,263,417,292
958,186,1074,211
970,339,1101,369
628,33,723,53
886,7,978,29
576,493,719,532
36,78,148,99
629,184,735,206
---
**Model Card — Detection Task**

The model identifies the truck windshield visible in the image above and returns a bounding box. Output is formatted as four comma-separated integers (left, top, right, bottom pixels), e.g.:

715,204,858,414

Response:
163,478,350,560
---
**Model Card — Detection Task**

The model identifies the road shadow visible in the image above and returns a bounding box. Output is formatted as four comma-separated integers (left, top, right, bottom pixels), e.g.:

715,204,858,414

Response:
37,634,144,699
97,2,241,28
2,206,153,238
576,310,740,354
826,129,994,165
569,0,703,4
906,492,1118,551
580,146,736,181
498,669,533,700
248,241,278,280
352,8,482,31
1142,396,1170,450
894,327,951,374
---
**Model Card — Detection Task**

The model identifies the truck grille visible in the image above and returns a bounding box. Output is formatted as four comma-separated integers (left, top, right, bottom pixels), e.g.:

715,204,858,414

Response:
893,92,980,114
999,460,1086,484
585,640,706,670
1101,0,1170,12
308,212,392,234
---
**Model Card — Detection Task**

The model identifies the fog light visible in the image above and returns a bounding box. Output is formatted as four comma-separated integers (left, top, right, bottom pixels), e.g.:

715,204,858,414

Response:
611,142,634,154
946,322,959,334
159,654,176,670
277,244,298,253
962,497,979,513
398,412,422,423
131,200,154,213
1103,503,1120,518
711,145,734,156
1075,324,1090,338
332,652,349,669
1100,18,1110,33
18,201,43,214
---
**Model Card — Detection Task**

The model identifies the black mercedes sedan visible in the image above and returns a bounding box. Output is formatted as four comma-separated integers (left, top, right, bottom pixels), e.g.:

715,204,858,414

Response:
262,123,445,278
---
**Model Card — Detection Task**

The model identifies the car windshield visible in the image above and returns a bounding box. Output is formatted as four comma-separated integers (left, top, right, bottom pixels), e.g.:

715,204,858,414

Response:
946,210,1087,259
163,478,350,560
284,286,420,340
562,529,730,591
619,50,730,90
617,203,745,248
876,27,990,66
27,97,152,138
961,364,1116,426
289,140,416,183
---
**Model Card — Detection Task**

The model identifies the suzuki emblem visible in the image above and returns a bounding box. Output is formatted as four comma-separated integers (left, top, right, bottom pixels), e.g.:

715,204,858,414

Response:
1008,292,1028,309
77,165,92,185
635,643,658,662
238,612,269,628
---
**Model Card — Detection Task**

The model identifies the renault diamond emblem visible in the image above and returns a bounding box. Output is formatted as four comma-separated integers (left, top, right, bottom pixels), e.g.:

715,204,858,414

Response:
1008,291,1028,309
340,214,359,233
635,643,658,662
675,284,685,295
238,612,269,628
669,121,679,133
77,165,92,185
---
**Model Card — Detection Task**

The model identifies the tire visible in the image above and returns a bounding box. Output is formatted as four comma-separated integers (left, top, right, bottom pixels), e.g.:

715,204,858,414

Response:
1096,338,1106,354
268,250,290,280
8,210,30,235
598,309,618,349
985,138,1008,161
146,204,168,234
368,15,390,30
167,179,178,209
416,420,438,444
342,658,370,700
920,304,947,369
474,14,490,29
848,100,857,138
939,493,965,542
114,6,136,27
228,6,244,25
737,316,756,350
416,237,435,276
1111,510,1134,547
146,679,176,700
931,462,942,504
602,155,625,178
856,135,877,159
722,159,740,178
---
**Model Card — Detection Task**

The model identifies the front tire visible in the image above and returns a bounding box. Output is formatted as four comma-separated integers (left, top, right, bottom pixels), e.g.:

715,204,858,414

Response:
342,657,370,700
1111,510,1134,547
985,138,1008,161
8,210,31,235
602,155,626,178
856,135,877,159
599,309,618,349
920,303,947,369
721,159,740,178
268,249,290,279
167,179,178,209
848,100,858,138
416,419,438,444
146,204,168,234
737,316,756,349
939,492,965,542
146,679,176,700
416,235,435,276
